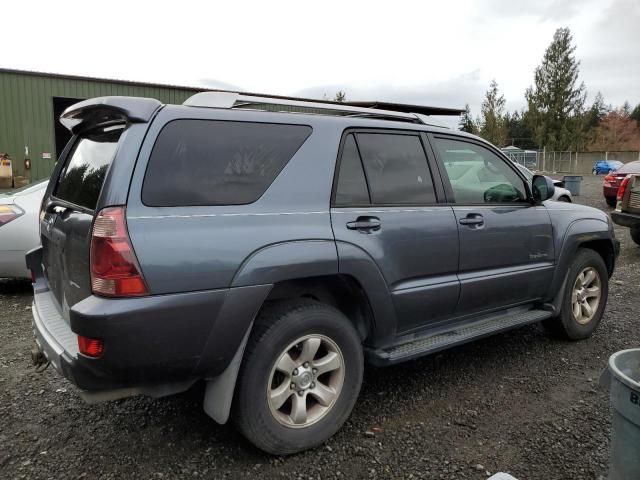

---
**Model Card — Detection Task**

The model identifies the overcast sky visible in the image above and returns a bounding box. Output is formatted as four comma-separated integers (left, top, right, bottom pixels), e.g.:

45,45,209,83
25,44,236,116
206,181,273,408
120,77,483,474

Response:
3,0,639,127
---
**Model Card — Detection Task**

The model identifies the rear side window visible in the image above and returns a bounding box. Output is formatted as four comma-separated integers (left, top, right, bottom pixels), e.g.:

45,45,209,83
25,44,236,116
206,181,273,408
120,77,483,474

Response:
55,126,123,210
142,120,312,206
356,133,436,205
334,134,370,206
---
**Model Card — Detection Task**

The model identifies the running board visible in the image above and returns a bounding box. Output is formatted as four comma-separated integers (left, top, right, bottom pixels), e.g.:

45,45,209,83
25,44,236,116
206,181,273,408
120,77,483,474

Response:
367,309,552,366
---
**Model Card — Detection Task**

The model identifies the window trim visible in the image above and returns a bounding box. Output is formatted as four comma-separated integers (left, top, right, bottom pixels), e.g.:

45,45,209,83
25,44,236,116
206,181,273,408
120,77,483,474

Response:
331,128,443,208
426,133,534,206
140,118,313,208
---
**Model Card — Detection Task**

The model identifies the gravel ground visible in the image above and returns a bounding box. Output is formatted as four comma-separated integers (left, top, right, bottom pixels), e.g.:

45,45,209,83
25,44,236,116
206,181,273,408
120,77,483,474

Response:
1,175,639,480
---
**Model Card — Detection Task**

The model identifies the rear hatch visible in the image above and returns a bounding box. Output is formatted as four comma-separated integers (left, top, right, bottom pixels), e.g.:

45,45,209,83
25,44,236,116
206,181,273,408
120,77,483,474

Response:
40,125,124,317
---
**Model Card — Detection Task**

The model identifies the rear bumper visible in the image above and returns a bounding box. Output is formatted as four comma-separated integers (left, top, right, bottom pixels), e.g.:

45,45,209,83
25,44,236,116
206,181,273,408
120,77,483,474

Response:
0,250,30,278
603,186,618,199
611,211,640,229
28,249,271,392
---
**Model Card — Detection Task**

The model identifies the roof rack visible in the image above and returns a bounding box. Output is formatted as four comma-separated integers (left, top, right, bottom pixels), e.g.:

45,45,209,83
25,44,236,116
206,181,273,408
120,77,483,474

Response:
183,91,464,126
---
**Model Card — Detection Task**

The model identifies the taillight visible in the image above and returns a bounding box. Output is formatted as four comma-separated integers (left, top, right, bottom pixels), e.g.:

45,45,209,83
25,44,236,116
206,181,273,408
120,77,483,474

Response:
603,174,615,186
90,206,148,297
0,204,24,226
616,176,631,204
77,335,104,357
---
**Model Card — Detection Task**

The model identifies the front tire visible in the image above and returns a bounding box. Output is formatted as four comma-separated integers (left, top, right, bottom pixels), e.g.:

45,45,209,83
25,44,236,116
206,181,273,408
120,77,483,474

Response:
234,300,363,455
542,249,608,340
631,227,640,246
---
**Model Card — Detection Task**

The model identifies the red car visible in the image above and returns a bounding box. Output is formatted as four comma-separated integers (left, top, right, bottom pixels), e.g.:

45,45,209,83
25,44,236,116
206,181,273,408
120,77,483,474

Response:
603,160,640,206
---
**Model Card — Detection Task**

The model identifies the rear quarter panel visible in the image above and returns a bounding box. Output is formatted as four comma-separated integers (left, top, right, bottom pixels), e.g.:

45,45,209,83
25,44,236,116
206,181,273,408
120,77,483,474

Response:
125,107,342,294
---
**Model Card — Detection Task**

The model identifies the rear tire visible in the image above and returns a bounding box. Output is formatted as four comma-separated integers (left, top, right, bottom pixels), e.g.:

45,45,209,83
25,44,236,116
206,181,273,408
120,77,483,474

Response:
605,196,617,207
542,249,608,340
234,299,363,455
631,227,640,246
558,195,571,202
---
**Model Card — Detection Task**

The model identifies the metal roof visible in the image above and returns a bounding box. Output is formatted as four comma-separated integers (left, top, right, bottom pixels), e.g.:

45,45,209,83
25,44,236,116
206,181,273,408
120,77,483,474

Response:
1,68,465,117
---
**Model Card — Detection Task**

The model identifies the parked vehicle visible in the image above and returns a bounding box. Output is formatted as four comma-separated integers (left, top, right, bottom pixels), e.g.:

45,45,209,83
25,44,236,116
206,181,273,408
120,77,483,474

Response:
611,174,640,245
29,93,619,454
514,164,572,202
602,160,640,207
0,180,48,278
593,159,624,175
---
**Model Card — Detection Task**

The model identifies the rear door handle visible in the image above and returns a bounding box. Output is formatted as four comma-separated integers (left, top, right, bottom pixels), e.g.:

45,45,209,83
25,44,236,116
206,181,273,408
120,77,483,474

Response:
346,216,381,232
459,214,484,226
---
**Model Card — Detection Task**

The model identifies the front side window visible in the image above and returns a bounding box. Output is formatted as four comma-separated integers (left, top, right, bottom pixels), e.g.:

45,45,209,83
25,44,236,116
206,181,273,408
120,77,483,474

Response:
142,120,312,207
433,138,527,204
356,133,436,205
55,125,124,210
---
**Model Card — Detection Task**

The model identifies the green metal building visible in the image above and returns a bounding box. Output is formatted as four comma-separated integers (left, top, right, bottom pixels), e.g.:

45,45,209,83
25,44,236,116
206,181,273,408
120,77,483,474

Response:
0,68,202,182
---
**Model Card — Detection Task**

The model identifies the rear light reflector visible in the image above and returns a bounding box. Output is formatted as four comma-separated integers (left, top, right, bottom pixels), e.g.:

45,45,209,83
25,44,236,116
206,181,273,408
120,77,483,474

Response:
90,206,148,297
0,205,23,226
77,335,104,357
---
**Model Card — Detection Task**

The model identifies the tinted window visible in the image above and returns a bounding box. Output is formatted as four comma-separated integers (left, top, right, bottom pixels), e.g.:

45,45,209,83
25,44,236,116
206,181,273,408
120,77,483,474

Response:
356,133,435,205
433,138,527,204
143,120,312,206
55,126,123,210
334,135,369,206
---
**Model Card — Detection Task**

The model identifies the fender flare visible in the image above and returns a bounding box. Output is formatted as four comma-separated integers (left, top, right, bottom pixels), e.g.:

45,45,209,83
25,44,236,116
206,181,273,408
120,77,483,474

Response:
548,218,614,300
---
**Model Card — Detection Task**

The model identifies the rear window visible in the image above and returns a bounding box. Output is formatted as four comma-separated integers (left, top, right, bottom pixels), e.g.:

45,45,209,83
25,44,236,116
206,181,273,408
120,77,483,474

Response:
55,126,123,210
142,120,312,206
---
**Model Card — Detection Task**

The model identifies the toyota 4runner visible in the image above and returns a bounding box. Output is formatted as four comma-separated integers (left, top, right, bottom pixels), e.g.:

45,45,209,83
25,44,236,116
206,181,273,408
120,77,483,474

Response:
29,92,619,454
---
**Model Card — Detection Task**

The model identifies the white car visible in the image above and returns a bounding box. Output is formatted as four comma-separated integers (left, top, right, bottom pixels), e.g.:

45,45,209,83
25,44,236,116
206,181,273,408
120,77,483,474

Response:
515,164,572,202
0,180,48,278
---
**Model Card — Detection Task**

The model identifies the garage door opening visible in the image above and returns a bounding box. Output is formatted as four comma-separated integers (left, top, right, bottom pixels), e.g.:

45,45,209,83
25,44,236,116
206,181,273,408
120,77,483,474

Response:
53,97,83,159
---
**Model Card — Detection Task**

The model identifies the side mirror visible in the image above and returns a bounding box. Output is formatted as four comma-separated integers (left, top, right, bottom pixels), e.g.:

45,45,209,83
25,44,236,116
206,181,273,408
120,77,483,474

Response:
532,175,555,202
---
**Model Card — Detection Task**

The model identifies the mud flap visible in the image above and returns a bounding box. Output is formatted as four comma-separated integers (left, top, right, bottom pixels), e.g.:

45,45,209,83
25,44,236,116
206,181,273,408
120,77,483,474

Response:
203,321,253,424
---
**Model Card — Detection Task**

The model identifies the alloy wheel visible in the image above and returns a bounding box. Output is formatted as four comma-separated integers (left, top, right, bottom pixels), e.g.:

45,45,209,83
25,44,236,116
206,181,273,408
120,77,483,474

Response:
571,267,602,325
267,334,345,428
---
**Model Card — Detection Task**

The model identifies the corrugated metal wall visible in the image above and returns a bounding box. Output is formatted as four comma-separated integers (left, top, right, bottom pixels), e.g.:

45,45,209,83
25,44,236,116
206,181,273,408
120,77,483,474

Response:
0,70,198,181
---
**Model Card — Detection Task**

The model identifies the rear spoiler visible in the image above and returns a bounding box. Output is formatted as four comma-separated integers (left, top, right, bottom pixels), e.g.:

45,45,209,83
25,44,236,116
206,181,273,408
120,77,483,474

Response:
60,96,162,134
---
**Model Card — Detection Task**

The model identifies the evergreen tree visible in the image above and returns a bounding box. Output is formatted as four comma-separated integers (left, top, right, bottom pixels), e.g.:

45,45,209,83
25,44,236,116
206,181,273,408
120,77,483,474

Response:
505,110,535,148
458,104,476,133
479,80,507,146
622,101,631,116
631,104,640,124
525,28,587,150
585,92,608,130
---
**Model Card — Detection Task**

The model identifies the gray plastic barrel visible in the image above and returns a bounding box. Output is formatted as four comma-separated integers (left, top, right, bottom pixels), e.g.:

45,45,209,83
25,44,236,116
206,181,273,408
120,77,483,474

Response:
563,175,583,196
606,349,640,480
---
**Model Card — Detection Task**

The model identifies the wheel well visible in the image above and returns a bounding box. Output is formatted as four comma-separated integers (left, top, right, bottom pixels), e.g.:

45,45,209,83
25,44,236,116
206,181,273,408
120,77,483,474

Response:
579,240,615,277
559,195,572,202
264,275,374,341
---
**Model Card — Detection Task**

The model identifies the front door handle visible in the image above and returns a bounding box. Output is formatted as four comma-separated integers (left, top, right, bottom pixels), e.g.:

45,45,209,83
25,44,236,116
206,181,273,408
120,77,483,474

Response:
346,216,381,232
459,214,484,227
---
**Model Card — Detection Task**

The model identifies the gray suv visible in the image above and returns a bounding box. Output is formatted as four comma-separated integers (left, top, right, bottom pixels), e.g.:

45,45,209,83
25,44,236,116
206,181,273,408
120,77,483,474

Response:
29,92,619,454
